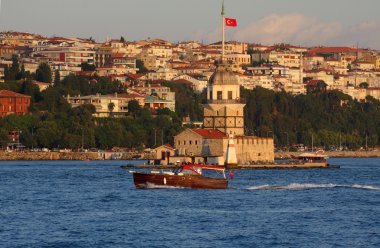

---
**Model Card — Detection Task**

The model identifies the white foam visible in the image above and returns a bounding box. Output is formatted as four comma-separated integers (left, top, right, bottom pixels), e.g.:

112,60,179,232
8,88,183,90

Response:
247,183,380,191
351,184,380,191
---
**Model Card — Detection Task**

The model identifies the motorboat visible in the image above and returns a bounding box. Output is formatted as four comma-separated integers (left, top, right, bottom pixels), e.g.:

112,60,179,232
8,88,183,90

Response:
132,164,228,189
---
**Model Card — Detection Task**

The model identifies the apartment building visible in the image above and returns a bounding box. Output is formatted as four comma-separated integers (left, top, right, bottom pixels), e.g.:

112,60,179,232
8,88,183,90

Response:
66,93,145,118
0,90,31,117
32,46,95,67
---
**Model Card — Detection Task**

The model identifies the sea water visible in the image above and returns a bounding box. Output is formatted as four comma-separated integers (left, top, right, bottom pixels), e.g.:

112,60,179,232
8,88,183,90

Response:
0,158,379,247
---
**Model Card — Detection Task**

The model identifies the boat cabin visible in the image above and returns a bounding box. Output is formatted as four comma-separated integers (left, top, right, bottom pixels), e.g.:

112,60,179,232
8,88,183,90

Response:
173,164,226,179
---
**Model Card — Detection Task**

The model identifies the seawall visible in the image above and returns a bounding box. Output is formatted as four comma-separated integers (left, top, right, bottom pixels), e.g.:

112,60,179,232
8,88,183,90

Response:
275,151,380,159
0,150,379,161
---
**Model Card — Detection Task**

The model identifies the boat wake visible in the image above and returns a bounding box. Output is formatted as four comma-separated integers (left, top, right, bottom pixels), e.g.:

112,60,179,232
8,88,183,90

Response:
247,183,380,191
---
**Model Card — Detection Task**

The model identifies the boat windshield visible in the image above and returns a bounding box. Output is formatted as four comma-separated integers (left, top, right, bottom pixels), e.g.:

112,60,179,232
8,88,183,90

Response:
173,165,226,178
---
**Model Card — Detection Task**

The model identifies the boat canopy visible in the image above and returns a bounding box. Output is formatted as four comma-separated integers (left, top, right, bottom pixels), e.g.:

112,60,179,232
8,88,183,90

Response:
297,153,328,159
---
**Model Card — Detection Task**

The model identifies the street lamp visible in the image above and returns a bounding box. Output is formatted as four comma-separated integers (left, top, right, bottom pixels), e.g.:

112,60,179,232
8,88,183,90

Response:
282,132,289,151
153,128,157,146
31,126,35,150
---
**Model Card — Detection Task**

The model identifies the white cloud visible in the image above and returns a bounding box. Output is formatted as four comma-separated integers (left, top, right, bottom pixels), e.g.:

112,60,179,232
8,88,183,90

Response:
233,13,380,49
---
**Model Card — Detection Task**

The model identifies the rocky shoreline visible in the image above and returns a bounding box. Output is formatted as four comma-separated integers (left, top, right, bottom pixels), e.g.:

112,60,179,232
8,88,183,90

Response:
0,151,148,161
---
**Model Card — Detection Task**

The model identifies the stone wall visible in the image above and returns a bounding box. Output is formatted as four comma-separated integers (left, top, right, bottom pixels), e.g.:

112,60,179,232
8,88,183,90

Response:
235,136,275,163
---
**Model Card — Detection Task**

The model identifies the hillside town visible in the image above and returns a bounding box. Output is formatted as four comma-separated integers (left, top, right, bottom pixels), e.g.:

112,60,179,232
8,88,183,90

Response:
1,31,380,118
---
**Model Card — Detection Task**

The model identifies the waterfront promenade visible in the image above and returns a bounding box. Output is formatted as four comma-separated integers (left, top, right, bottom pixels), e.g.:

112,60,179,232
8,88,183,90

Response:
0,150,379,161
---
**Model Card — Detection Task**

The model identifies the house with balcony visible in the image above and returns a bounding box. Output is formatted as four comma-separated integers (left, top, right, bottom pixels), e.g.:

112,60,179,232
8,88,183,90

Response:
65,92,145,118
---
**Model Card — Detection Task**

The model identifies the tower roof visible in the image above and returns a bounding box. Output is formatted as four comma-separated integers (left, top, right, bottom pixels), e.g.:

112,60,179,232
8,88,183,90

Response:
209,64,239,86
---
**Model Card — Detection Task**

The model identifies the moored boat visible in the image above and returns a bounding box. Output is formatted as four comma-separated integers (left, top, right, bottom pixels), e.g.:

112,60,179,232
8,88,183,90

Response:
132,164,228,189
294,152,330,167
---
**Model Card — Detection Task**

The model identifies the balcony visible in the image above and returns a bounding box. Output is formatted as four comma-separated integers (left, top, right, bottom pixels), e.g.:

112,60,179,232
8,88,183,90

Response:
205,98,245,104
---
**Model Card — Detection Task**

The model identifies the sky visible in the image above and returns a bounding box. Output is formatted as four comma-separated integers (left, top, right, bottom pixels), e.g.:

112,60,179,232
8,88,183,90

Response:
1,0,380,49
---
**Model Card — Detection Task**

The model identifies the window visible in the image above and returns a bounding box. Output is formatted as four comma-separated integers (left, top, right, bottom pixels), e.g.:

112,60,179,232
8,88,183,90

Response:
189,140,192,145
228,91,233,100
178,140,180,146
217,91,222,100
184,140,186,145
195,140,198,145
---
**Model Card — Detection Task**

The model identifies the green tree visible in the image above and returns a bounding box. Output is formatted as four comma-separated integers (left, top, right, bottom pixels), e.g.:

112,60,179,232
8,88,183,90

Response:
136,59,148,73
108,102,115,116
36,63,52,83
54,70,60,84
0,129,9,148
127,100,141,117
80,62,96,71
5,55,21,81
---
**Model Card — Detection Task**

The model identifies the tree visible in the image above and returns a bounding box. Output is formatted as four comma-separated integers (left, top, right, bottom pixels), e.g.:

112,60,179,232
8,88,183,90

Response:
36,63,52,83
17,64,26,80
127,100,141,117
5,55,21,81
120,36,125,42
359,82,369,88
0,129,9,148
136,59,148,73
108,102,115,116
54,70,60,84
80,62,96,71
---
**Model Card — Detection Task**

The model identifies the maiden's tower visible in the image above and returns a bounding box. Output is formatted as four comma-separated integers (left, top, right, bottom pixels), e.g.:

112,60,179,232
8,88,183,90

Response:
173,1,274,165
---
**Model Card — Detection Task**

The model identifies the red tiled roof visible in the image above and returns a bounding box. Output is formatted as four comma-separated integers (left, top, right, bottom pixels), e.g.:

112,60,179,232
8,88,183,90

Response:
110,93,145,98
191,129,227,139
31,80,50,86
126,73,145,80
172,79,192,85
0,90,31,98
304,80,323,86
308,47,361,54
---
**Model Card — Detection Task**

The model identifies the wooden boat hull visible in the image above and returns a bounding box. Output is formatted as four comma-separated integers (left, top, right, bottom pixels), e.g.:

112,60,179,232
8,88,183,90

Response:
133,173,228,189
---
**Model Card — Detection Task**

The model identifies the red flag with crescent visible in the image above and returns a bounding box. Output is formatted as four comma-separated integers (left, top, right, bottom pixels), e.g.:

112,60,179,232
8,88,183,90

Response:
225,18,237,27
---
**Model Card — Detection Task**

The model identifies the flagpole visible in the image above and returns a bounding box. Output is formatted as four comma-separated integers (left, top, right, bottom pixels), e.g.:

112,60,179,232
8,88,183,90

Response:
221,0,225,63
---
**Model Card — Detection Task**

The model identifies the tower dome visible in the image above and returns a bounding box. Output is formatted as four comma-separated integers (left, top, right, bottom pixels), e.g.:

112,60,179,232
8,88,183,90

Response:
209,64,239,86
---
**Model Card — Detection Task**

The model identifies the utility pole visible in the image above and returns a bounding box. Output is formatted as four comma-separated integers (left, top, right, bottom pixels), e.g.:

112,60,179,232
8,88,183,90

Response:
161,129,164,145
81,128,84,150
154,128,157,146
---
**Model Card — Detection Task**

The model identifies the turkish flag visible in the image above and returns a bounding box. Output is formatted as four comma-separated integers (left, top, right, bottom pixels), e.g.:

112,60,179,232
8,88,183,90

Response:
225,18,237,27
